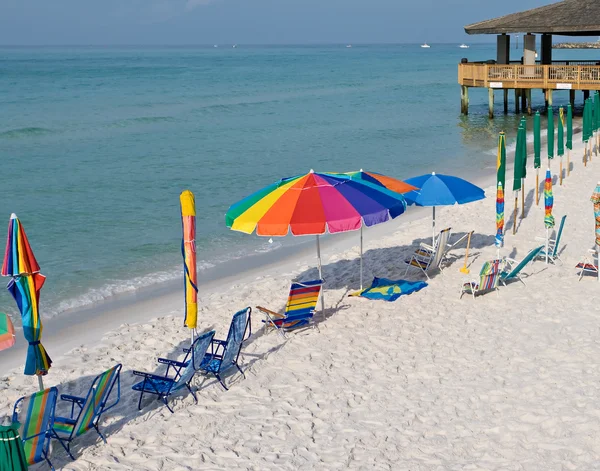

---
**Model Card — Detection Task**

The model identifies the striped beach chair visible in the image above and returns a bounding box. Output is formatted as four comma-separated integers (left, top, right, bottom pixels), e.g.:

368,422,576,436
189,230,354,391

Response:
257,280,323,337
460,259,502,299
52,364,121,459
576,249,599,280
199,307,251,390
132,330,215,413
12,387,58,470
404,228,451,279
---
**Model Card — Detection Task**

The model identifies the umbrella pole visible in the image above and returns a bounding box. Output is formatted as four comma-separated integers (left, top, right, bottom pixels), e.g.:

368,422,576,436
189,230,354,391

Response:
360,225,363,290
432,206,436,246
316,235,325,318
560,158,563,186
567,149,571,176
37,375,44,391
585,143,588,167
521,179,525,218
513,193,518,235
545,227,549,265
536,170,539,206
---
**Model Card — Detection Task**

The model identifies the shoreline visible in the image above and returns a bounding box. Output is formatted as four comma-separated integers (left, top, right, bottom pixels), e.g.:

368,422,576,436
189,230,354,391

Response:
0,122,581,374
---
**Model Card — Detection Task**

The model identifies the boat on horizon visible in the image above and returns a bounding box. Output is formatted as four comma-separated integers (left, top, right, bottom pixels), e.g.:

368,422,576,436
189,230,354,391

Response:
346,44,352,48
459,44,469,49
421,43,431,48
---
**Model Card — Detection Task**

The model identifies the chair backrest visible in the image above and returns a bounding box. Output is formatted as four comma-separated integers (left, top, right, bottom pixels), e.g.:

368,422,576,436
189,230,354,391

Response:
285,279,323,318
477,259,502,291
188,329,216,373
552,215,567,257
12,387,58,465
217,307,251,374
429,228,451,269
71,364,121,438
504,246,544,279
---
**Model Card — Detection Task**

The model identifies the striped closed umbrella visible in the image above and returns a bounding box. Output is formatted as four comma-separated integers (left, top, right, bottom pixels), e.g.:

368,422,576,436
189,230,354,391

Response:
1,214,51,390
180,190,198,336
495,182,504,255
544,169,555,264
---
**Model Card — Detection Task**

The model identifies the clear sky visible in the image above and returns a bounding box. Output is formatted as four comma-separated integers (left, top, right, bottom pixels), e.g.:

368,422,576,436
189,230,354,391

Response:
1,0,557,45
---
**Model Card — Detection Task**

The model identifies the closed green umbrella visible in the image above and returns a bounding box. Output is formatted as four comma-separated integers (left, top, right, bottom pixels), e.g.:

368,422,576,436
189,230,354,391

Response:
0,422,28,471
513,124,524,234
595,92,599,156
497,132,506,192
558,107,565,185
520,118,527,217
584,98,591,166
567,104,573,177
534,111,541,205
548,106,554,168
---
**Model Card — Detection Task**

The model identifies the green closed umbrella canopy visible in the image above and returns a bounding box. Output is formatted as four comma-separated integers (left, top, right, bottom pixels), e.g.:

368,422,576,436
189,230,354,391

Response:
534,111,541,169
513,124,524,191
548,106,554,159
567,104,573,150
558,107,565,157
584,98,591,142
595,92,599,132
0,422,28,471
520,117,528,178
497,132,506,191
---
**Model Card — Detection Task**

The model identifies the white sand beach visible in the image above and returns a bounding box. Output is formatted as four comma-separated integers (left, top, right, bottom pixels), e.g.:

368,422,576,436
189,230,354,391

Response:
2,135,600,470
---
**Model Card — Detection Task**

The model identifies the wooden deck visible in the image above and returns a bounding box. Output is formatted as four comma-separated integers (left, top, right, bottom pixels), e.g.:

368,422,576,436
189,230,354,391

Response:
458,63,600,90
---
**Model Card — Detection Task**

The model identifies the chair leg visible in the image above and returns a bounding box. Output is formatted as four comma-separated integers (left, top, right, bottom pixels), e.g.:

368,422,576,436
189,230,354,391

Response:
53,434,75,461
93,423,107,444
45,450,56,471
236,363,245,378
186,383,198,404
163,396,174,414
214,373,228,391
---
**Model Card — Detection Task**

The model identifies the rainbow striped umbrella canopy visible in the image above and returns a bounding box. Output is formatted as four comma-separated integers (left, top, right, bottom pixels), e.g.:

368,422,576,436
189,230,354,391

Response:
0,312,16,351
226,170,407,236
544,169,555,230
344,170,418,194
2,214,40,277
7,274,52,376
495,181,504,250
180,190,198,331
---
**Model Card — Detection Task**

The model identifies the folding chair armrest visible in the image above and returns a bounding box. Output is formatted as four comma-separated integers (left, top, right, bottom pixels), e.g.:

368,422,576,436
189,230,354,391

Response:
132,370,169,382
60,394,85,405
419,242,434,252
158,358,187,368
256,306,284,318
448,231,473,249
534,236,545,241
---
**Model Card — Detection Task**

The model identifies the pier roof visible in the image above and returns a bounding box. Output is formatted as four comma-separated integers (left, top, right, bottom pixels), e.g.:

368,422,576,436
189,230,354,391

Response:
465,0,600,36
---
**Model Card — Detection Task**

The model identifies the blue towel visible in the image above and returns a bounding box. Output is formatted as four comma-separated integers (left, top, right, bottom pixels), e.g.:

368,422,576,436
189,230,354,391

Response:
350,277,428,302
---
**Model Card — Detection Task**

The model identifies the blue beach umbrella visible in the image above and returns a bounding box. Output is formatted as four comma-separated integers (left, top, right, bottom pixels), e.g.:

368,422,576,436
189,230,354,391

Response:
403,172,486,244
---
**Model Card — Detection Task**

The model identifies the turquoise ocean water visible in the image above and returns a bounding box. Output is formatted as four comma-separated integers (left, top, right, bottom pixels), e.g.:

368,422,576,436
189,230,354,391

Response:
0,44,596,318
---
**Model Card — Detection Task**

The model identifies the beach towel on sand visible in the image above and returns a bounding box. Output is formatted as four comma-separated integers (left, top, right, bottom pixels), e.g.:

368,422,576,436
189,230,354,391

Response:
350,277,427,302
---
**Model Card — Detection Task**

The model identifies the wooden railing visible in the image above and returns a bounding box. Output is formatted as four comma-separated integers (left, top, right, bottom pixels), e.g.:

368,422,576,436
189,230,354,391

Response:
459,63,600,89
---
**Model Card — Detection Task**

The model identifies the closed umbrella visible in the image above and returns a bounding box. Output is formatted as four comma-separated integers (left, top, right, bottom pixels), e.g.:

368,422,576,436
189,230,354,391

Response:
180,190,198,341
544,169,555,265
343,170,418,289
0,422,28,471
595,92,600,156
497,132,507,192
1,214,50,390
403,172,485,245
558,107,565,185
226,170,407,312
495,182,504,258
513,124,524,234
520,117,528,216
0,312,16,351
591,183,600,282
534,111,541,204
567,104,573,177
584,98,591,166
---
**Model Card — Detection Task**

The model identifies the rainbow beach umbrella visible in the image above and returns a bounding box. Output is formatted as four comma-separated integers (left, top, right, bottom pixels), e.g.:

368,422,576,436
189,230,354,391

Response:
226,170,407,309
344,170,417,288
180,190,198,337
495,181,504,255
0,312,16,351
544,169,555,265
1,214,51,390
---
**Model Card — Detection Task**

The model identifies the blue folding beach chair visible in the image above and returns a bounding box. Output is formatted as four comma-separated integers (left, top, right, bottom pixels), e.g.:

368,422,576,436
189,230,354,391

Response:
199,307,252,391
500,246,544,286
12,387,58,470
52,364,122,459
132,330,215,413
535,214,567,264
